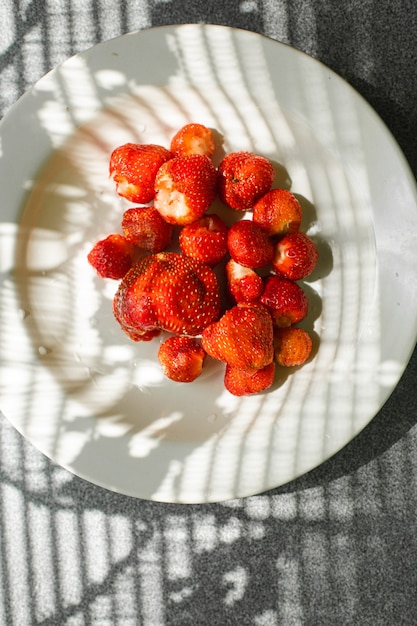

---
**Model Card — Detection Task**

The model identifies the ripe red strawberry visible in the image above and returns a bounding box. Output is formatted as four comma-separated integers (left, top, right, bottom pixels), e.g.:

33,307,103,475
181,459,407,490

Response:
272,232,319,280
217,151,274,211
225,258,264,303
87,233,134,279
113,252,221,339
154,154,217,225
109,143,172,204
259,275,308,327
273,327,313,367
224,362,275,396
253,188,302,236
170,123,215,157
158,336,206,382
179,213,228,266
201,303,274,371
227,219,274,268
122,206,172,252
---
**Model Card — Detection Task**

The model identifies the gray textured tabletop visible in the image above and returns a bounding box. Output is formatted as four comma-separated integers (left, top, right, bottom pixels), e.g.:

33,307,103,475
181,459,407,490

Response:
1,1,417,625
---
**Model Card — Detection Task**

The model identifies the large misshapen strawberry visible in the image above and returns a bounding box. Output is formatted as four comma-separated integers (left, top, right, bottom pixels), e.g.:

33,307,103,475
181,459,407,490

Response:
201,303,274,371
217,151,275,211
109,143,172,204
154,154,217,225
113,252,221,340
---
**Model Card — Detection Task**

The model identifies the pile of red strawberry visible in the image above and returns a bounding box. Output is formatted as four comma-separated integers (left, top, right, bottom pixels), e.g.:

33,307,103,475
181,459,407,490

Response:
88,123,319,396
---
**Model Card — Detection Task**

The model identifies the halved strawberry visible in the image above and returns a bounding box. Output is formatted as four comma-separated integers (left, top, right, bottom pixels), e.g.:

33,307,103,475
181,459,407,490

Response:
154,154,217,225
273,327,313,366
122,206,172,252
272,232,319,280
225,258,264,303
158,336,206,382
227,219,274,268
201,303,274,371
179,213,228,266
259,275,308,327
253,188,302,236
217,151,274,211
170,123,215,157
113,252,221,339
109,143,172,204
224,362,276,396
87,234,134,279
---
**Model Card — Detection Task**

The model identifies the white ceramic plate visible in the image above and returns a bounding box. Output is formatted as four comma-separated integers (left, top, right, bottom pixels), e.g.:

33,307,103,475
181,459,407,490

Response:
1,25,417,503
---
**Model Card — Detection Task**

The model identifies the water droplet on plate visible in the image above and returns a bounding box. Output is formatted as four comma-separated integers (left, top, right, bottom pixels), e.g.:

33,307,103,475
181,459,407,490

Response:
19,308,31,320
38,346,52,356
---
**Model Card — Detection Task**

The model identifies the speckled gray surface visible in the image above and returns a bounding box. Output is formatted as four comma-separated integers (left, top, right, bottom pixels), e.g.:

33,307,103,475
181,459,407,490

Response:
1,1,417,624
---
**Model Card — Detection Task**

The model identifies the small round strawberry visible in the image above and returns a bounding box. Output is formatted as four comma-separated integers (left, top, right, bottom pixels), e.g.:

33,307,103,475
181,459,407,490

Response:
272,232,319,280
109,143,172,204
224,362,276,396
113,252,221,339
227,219,274,268
259,275,308,327
225,258,264,303
217,151,275,211
170,123,215,157
87,233,134,279
154,154,217,225
273,327,313,367
179,213,228,266
252,188,302,236
122,206,172,252
158,336,206,382
201,303,274,371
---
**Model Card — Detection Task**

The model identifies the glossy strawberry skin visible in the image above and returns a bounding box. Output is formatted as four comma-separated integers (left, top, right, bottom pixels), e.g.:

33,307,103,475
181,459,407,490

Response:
158,336,206,382
154,154,217,225
253,188,302,236
201,303,274,371
87,234,134,280
259,275,308,327
179,214,228,266
170,123,215,157
227,219,274,268
272,232,319,280
224,362,275,396
273,327,313,367
217,151,275,211
109,143,172,204
122,206,172,253
225,258,264,303
113,252,221,339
